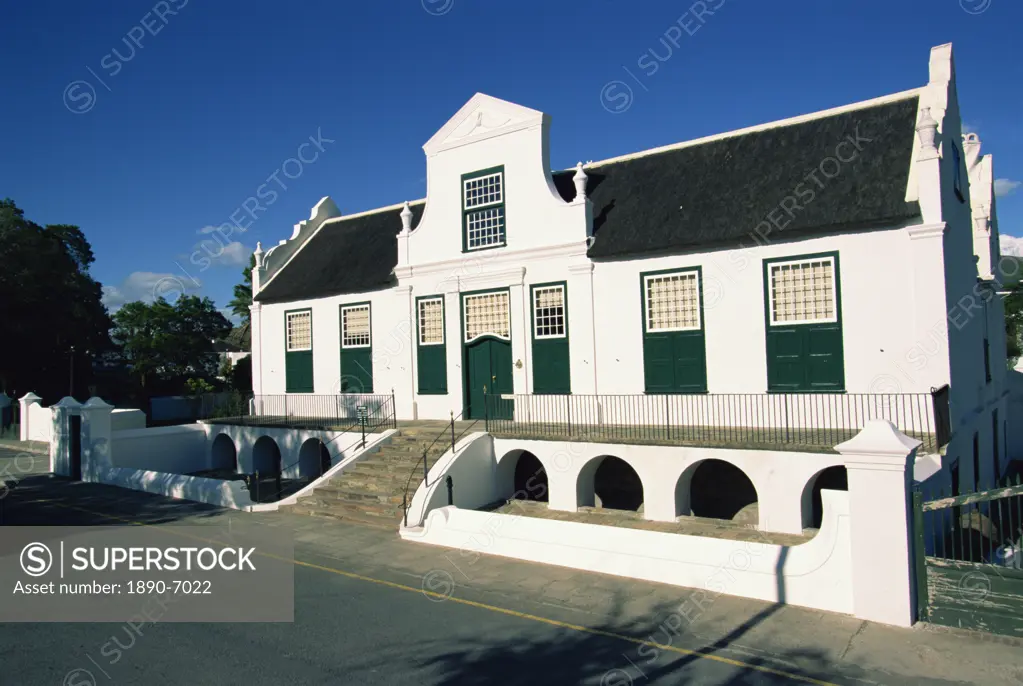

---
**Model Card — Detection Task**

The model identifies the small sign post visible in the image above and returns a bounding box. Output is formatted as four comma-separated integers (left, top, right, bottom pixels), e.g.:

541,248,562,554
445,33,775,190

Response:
357,405,368,448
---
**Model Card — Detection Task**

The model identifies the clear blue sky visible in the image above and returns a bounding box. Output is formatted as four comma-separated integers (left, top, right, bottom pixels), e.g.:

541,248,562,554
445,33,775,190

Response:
2,0,1021,320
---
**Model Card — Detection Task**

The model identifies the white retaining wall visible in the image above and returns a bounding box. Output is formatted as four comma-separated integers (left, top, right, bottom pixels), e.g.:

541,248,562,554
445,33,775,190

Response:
94,467,254,510
110,424,209,473
111,408,146,432
405,490,853,616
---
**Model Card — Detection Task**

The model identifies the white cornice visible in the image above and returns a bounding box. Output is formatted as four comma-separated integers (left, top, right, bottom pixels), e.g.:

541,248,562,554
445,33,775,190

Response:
400,240,588,280
458,267,526,291
907,222,947,241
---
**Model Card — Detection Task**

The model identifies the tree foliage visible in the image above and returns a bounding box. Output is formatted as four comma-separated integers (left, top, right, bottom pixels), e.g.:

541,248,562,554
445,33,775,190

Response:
0,199,112,400
1004,285,1023,368
111,296,231,392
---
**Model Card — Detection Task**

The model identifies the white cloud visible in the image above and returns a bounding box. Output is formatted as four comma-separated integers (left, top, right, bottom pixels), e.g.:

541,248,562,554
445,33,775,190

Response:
219,241,251,267
1000,235,1023,257
197,223,247,235
962,122,979,135
994,178,1021,197
102,271,202,311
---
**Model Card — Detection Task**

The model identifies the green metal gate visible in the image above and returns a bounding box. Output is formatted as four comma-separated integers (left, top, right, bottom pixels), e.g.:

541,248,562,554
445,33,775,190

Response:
914,478,1023,637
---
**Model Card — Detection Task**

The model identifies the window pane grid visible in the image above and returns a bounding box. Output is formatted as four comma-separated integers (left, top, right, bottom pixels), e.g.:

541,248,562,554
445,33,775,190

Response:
342,305,371,348
466,207,505,250
533,286,566,339
418,298,444,346
646,272,700,332
464,173,503,208
770,258,835,324
286,311,311,351
464,292,510,342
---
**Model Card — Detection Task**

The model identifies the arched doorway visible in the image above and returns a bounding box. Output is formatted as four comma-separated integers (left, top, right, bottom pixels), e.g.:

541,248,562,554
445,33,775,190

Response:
677,459,758,525
801,466,848,530
578,456,643,512
210,434,237,472
512,451,548,502
252,436,282,476
298,439,331,479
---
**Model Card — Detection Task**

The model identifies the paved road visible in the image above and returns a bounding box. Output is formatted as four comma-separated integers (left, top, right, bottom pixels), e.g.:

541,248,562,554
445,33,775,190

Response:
0,473,1021,686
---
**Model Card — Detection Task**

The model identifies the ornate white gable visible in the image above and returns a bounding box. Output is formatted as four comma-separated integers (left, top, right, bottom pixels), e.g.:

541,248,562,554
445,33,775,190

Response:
423,93,545,155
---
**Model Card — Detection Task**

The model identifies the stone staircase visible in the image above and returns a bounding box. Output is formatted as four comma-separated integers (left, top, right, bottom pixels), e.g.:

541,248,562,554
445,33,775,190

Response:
278,424,452,529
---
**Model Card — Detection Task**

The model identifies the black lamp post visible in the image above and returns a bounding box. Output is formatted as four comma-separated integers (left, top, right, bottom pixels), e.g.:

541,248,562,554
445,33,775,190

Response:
69,346,75,398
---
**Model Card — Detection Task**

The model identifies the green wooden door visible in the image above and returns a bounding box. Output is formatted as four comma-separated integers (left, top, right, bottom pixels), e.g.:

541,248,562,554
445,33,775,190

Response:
531,283,570,394
339,349,373,393
285,350,314,393
643,331,707,393
765,325,843,391
466,338,512,420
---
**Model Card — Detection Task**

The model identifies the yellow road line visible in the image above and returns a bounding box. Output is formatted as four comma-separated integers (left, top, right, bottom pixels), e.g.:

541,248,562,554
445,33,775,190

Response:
32,498,840,686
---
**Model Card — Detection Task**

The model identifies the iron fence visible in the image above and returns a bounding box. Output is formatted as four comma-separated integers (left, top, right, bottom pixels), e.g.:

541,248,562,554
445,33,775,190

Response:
484,390,943,453
917,477,1023,566
207,392,397,431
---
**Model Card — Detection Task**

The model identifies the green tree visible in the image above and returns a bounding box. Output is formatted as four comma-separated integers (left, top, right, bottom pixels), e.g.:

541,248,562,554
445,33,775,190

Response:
0,199,112,400
1004,285,1023,368
228,254,254,320
111,295,231,391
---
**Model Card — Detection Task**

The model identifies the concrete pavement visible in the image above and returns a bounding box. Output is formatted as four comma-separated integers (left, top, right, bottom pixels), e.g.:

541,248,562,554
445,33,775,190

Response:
0,472,1020,685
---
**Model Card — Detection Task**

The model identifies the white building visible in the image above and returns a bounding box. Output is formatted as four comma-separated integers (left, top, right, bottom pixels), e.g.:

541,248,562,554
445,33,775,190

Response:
249,43,1010,494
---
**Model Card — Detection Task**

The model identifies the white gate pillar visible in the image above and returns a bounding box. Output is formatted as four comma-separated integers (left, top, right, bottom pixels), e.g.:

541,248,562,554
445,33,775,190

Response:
18,392,42,442
50,397,81,477
80,397,114,482
835,420,921,627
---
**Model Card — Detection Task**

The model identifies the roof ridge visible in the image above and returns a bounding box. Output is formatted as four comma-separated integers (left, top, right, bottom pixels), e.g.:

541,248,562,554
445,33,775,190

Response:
324,197,426,225
578,88,922,170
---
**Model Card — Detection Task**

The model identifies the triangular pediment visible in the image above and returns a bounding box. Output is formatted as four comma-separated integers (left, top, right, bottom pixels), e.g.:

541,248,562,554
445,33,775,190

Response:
424,93,545,155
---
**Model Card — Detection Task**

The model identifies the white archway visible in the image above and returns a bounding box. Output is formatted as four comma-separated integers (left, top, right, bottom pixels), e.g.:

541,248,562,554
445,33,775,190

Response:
800,465,849,530
210,433,238,472
576,455,644,512
675,458,759,525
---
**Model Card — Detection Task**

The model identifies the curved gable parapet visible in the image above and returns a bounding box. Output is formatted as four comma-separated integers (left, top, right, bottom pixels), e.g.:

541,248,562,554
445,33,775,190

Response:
403,93,590,270
261,196,342,286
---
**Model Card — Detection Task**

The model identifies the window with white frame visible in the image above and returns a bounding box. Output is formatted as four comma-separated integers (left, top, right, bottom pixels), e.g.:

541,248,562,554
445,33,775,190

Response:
768,257,836,325
464,291,510,341
644,271,701,332
341,305,371,348
418,298,444,346
286,310,312,351
533,285,566,339
463,168,506,250
464,172,503,208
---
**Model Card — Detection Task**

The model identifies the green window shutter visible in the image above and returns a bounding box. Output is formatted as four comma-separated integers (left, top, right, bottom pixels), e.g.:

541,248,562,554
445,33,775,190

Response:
640,268,708,394
284,309,314,393
416,296,448,394
763,252,845,392
531,283,570,395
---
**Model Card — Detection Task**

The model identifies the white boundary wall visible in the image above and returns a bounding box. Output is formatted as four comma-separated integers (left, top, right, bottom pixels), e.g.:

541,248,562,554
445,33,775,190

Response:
405,490,853,616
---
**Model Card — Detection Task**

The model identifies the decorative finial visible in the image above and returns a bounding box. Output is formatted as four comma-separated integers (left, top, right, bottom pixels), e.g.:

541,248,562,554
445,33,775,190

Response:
573,162,588,201
400,201,413,233
253,242,264,268
916,107,939,158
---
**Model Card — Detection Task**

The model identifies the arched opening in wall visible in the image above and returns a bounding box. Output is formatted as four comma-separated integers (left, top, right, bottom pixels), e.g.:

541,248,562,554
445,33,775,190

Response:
591,456,643,512
677,460,758,525
801,466,849,531
210,434,237,473
251,436,282,476
298,439,331,480
511,451,548,502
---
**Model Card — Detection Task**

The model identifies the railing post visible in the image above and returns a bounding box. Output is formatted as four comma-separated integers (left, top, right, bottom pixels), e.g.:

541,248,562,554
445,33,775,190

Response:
784,393,791,443
664,393,671,441
566,395,572,438
484,386,490,433
403,495,408,528
391,388,397,428
450,411,455,454
912,490,929,622
255,471,260,503
446,475,453,506
422,448,429,487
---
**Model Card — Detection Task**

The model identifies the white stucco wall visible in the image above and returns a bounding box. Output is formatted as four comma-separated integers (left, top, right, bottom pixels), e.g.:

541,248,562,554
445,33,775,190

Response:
404,490,853,616
111,408,146,432
110,424,209,473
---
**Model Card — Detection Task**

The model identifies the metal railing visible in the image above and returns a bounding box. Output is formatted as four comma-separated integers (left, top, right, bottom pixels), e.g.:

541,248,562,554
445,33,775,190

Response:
208,392,397,431
916,476,1023,566
483,390,943,453
401,411,480,527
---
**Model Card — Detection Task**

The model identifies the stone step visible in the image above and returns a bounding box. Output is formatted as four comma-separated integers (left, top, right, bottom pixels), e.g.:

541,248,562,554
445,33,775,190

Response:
284,505,399,530
315,479,407,497
311,485,406,504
